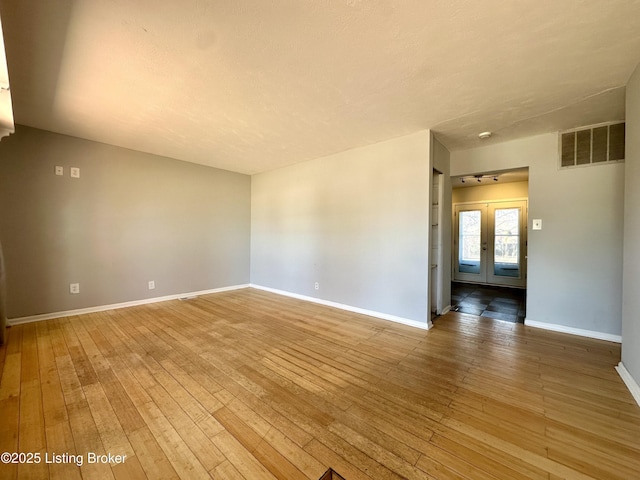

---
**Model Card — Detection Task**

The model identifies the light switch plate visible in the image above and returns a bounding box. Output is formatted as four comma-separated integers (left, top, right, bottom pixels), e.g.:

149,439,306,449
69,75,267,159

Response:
70,167,80,178
532,219,542,230
55,166,64,176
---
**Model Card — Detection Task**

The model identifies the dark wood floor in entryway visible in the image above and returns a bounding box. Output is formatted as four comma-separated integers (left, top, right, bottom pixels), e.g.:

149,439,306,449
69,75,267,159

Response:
451,282,526,323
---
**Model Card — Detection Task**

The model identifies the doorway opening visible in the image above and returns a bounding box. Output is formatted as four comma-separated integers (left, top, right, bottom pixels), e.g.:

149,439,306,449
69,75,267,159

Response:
451,282,526,323
450,168,528,323
454,200,527,287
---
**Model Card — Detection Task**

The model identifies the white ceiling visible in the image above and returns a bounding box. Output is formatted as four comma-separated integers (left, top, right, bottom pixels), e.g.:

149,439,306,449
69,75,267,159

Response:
1,0,639,174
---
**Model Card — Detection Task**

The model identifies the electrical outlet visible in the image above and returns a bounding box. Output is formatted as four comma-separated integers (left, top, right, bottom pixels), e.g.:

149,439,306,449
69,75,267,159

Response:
314,282,319,290
70,167,80,178
148,280,155,290
69,283,80,294
55,166,64,176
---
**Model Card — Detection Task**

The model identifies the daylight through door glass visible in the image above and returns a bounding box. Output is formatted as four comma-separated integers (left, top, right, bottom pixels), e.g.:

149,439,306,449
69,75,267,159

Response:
494,208,520,277
459,210,481,274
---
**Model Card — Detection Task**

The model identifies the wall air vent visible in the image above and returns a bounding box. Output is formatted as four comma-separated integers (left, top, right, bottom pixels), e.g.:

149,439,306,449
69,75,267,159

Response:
560,122,625,168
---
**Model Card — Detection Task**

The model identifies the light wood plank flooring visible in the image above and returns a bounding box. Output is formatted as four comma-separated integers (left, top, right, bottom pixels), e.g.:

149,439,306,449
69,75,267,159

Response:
0,288,639,479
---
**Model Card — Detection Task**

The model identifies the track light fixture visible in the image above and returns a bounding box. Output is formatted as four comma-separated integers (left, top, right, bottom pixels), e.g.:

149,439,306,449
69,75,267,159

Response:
458,174,500,185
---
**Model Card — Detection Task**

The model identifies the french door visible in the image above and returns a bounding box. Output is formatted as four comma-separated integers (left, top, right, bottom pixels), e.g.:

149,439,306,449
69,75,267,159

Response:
454,201,527,287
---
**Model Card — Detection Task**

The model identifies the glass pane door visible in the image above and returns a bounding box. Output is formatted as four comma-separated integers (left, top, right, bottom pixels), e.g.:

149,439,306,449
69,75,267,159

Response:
454,204,487,283
459,210,481,275
493,208,520,277
454,201,527,287
487,201,527,287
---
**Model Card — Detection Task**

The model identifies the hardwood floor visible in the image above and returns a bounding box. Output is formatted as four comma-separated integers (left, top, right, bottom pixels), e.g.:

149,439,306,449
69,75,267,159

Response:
0,287,639,479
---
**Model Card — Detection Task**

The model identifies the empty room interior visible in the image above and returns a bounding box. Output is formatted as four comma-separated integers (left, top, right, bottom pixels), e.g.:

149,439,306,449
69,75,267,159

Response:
1,1,640,479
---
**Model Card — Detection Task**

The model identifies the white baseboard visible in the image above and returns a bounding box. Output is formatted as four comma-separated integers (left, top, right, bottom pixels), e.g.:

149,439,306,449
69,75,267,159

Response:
8,284,250,326
524,319,622,343
250,284,430,330
615,362,640,407
440,305,452,315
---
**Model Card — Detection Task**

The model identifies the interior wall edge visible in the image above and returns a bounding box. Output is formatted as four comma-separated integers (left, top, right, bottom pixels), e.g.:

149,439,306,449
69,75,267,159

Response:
524,318,622,343
250,284,431,330
615,362,640,407
621,60,640,397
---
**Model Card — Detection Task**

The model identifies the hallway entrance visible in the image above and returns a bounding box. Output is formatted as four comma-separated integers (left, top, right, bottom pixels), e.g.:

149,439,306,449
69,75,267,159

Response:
453,200,527,288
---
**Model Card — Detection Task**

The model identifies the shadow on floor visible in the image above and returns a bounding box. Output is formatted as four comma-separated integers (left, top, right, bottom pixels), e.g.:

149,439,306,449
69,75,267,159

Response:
451,282,526,324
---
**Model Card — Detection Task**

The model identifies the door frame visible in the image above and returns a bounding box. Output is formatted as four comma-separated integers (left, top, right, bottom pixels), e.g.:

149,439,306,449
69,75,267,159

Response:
453,203,488,283
453,198,528,288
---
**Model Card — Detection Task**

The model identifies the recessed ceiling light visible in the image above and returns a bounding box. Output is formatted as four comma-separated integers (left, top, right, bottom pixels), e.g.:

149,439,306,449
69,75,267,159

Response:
478,131,492,140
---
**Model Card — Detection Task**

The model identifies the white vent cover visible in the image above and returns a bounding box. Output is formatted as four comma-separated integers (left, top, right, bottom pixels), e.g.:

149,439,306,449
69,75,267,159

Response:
560,122,625,168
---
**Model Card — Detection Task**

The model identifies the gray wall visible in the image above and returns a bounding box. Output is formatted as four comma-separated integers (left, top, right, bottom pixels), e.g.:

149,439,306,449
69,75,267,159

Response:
622,64,640,382
251,131,432,324
0,126,251,318
452,133,625,336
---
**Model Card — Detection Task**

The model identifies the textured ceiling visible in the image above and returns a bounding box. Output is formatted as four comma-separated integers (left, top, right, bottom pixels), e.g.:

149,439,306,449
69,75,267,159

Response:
1,0,639,174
